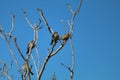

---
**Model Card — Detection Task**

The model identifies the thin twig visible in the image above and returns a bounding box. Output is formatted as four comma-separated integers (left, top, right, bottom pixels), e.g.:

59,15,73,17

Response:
23,9,34,29
31,54,38,77
7,61,13,71
0,26,8,41
33,27,38,44
67,4,74,14
61,63,72,72
9,13,15,35
61,20,69,32
7,40,21,72
12,37,26,61
69,38,74,80
4,71,12,80
35,47,40,71
33,20,42,43
37,8,53,36
50,43,64,57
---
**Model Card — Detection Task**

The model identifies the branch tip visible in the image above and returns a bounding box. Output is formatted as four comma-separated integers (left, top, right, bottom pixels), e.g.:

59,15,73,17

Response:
11,13,15,19
37,8,42,12
22,9,26,15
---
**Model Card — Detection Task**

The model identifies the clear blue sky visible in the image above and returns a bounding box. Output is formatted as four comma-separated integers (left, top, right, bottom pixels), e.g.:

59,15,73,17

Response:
0,0,120,80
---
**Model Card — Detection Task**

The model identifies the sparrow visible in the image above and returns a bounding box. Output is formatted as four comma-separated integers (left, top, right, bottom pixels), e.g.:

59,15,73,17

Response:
22,63,34,75
50,32,59,45
60,33,70,41
26,40,35,54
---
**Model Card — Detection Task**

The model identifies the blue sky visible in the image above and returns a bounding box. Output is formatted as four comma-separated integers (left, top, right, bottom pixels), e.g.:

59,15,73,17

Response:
0,0,120,80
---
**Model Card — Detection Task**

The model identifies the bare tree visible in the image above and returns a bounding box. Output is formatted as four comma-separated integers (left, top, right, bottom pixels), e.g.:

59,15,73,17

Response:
0,0,82,80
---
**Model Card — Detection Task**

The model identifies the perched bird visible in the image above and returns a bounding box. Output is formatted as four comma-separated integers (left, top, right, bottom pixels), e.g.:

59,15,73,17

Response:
50,32,59,45
60,33,70,41
22,63,34,75
26,40,35,54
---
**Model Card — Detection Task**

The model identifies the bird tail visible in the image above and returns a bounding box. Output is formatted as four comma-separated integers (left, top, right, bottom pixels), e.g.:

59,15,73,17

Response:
26,49,29,54
50,40,53,45
30,71,34,75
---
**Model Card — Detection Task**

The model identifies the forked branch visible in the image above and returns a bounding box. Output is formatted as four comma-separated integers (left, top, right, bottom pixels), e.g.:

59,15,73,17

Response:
62,0,82,80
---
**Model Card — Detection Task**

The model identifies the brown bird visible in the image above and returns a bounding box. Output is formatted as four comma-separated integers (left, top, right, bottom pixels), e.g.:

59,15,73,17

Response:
50,32,59,45
22,63,34,75
60,33,70,41
26,40,35,54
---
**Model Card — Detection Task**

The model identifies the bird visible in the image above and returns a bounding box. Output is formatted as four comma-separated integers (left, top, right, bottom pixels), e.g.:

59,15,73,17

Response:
26,40,35,54
50,32,59,45
22,63,34,75
60,33,70,41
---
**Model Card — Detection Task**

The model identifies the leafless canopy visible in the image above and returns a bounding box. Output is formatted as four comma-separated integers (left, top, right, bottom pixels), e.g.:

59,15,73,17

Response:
0,0,82,80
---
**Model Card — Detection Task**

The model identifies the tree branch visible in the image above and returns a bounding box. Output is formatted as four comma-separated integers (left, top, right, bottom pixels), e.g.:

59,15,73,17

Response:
31,54,38,77
37,8,53,36
37,52,51,80
50,43,64,57
35,47,40,72
0,17,24,78
12,37,26,61
62,0,82,80
68,0,82,33
6,39,21,73
0,61,13,80
69,38,74,80
9,13,15,35
23,9,34,29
